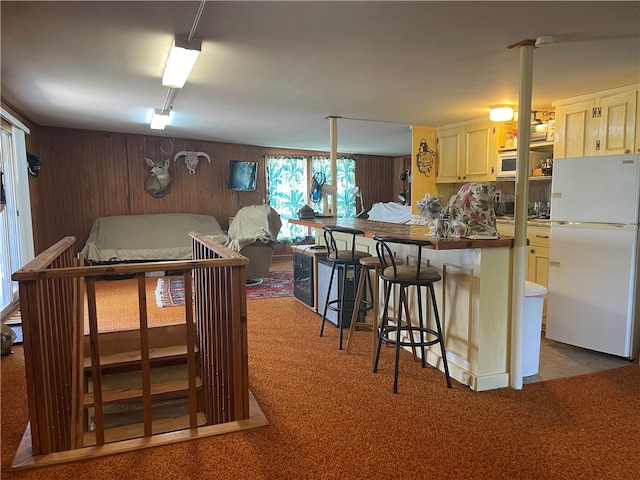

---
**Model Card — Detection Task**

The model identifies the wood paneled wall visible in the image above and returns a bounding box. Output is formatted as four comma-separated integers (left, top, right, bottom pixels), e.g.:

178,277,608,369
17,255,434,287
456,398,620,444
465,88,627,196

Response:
26,125,398,254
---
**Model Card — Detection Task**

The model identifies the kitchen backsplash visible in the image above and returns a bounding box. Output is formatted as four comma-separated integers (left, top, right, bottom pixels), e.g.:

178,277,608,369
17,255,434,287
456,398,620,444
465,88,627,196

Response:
495,179,551,205
436,179,551,208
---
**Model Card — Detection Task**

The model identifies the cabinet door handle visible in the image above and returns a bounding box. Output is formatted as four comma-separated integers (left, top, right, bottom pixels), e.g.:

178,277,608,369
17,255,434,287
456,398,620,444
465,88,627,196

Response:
530,249,535,254
535,234,549,239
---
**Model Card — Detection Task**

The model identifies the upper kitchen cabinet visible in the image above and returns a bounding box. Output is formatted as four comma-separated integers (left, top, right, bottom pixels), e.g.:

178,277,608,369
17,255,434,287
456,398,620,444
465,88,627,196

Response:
436,119,497,183
553,86,638,158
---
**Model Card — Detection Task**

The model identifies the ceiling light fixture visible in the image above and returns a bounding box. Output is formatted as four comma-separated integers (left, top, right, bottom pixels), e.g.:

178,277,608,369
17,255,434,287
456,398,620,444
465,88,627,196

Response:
489,105,515,122
162,33,202,89
150,109,171,130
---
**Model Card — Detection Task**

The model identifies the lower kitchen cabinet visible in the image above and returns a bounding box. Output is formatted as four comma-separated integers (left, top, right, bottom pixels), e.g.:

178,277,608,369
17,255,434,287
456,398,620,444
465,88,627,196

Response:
527,227,550,326
496,223,550,326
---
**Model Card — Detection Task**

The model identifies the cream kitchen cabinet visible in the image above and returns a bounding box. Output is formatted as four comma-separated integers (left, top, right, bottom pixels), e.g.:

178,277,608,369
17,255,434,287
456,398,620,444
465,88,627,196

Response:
436,119,497,183
553,86,637,158
526,226,550,326
495,222,550,326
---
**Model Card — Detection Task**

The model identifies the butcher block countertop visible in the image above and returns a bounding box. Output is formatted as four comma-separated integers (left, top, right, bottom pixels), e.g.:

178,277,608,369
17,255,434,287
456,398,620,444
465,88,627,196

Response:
289,217,513,250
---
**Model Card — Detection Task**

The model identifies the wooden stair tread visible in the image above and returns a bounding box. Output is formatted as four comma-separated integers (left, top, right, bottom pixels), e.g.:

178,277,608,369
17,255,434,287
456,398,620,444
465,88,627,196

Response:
83,412,207,446
84,376,202,407
84,345,197,370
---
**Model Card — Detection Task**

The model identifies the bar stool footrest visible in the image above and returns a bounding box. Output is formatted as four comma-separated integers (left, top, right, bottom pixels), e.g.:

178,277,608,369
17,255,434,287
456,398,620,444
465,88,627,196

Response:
326,299,374,314
379,325,444,348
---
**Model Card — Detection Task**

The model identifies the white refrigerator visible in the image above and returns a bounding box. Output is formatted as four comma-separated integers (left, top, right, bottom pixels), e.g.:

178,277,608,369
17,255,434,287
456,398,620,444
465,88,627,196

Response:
546,154,640,359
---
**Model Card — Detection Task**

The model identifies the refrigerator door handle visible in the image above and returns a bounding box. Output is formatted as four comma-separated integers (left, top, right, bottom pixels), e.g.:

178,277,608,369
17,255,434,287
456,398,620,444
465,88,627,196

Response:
551,221,636,229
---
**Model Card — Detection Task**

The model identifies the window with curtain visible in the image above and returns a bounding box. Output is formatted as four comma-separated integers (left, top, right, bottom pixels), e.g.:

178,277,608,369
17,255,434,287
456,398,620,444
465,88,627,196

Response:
311,156,356,218
266,156,307,242
266,155,357,242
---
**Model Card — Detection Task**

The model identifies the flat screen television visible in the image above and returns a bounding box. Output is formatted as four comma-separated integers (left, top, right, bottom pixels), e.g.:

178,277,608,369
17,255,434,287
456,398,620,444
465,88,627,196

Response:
228,160,258,191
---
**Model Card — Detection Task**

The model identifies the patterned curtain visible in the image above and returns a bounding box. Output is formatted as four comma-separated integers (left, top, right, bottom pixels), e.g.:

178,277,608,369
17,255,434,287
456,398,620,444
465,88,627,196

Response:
266,155,357,242
265,156,308,242
311,156,356,218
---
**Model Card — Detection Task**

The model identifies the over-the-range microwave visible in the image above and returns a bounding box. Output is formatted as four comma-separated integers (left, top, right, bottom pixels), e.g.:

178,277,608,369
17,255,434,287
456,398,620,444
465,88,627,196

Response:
496,151,548,178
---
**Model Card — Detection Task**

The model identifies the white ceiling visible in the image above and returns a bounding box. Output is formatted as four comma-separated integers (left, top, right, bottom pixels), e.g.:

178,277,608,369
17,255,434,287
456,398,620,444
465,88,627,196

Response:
2,1,639,157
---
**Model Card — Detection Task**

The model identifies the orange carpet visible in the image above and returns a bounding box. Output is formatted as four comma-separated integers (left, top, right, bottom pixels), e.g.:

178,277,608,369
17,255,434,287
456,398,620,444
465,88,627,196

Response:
2,294,640,479
83,277,185,333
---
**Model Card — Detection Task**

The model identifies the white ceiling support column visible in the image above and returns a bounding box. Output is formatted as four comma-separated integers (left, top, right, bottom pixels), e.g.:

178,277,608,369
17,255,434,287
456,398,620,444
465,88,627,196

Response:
328,116,339,216
508,38,536,390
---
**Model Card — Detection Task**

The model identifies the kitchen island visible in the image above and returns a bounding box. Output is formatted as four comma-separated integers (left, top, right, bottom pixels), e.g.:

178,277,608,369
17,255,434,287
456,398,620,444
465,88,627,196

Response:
290,217,514,391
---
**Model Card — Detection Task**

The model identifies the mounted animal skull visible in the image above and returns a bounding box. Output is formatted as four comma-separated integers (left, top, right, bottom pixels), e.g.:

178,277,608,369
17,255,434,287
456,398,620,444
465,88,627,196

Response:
174,151,211,175
143,137,174,198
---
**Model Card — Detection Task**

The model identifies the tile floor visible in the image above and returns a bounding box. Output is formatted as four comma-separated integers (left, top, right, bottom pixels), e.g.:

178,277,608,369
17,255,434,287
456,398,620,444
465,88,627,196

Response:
523,333,634,384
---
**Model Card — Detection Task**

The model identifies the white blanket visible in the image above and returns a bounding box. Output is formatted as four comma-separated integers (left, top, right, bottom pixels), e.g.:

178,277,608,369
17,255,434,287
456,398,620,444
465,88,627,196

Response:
366,202,412,224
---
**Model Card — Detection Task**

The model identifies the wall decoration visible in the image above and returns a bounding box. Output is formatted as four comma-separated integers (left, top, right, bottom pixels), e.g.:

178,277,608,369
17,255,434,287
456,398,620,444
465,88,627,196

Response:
174,150,211,175
142,137,174,198
416,138,435,177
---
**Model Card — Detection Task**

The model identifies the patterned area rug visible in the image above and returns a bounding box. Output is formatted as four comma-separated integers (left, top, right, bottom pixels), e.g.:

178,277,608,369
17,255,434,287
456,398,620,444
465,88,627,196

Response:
155,270,294,307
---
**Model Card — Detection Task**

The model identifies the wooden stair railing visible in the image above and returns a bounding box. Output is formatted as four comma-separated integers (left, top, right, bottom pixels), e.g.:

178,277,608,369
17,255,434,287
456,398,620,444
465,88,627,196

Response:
192,232,249,424
11,232,254,464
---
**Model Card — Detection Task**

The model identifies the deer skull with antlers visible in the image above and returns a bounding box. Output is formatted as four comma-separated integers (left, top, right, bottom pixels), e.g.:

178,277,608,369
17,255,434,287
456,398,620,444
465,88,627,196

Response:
143,138,174,198
174,151,211,175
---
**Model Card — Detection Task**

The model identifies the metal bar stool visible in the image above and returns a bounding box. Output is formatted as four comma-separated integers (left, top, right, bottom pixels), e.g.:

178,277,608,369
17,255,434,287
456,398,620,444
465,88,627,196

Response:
372,235,452,393
345,256,418,368
319,226,373,350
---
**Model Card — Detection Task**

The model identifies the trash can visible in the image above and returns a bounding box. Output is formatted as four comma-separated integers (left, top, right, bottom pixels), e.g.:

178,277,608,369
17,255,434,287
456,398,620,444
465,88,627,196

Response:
523,281,548,376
